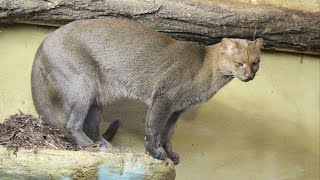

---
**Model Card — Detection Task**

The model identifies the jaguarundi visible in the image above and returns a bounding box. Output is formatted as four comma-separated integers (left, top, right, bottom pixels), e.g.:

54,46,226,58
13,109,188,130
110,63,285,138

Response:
31,18,263,165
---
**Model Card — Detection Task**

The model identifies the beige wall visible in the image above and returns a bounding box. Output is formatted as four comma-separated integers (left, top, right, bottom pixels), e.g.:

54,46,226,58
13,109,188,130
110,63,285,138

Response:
0,25,54,120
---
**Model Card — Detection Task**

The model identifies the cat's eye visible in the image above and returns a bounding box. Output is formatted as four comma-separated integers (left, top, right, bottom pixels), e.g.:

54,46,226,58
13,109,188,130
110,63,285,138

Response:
236,62,244,67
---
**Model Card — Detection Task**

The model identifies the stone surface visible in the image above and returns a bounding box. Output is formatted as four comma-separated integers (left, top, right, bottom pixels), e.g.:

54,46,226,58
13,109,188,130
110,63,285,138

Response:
0,147,175,180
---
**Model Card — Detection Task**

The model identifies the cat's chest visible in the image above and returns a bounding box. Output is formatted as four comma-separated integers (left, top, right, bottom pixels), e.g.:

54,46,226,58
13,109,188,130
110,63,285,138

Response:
178,76,232,110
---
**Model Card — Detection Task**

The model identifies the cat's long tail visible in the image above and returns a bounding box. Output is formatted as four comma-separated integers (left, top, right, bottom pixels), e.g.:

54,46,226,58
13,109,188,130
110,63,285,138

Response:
102,120,120,141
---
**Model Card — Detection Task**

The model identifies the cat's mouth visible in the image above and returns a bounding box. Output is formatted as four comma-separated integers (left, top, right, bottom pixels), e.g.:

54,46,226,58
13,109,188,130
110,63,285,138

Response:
240,77,253,82
238,75,255,82
226,71,235,78
229,71,254,82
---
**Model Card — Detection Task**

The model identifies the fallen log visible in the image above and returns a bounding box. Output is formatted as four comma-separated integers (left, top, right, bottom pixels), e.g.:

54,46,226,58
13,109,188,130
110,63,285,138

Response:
0,0,319,51
0,147,175,180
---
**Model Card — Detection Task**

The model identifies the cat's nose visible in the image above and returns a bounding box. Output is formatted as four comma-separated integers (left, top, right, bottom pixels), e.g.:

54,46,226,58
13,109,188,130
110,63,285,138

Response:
244,73,254,80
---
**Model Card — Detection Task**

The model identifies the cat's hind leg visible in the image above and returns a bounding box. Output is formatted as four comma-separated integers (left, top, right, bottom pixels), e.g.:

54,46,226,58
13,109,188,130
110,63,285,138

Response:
61,74,100,147
83,101,112,148
64,95,95,147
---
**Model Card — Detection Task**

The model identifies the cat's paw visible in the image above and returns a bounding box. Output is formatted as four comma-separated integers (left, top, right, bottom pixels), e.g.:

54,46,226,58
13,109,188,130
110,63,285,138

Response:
146,146,168,160
168,151,180,165
96,140,113,152
79,140,113,152
98,137,113,148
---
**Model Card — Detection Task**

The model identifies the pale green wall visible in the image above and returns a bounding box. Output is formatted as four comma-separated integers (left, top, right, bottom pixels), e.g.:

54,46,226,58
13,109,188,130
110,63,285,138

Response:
0,25,55,120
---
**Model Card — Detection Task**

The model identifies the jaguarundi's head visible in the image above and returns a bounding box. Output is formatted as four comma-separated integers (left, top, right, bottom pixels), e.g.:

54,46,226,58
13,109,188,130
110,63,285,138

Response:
219,38,263,82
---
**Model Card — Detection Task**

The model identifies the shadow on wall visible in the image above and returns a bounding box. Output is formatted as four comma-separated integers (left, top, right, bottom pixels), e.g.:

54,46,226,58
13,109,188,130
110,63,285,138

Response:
100,98,201,132
101,98,148,133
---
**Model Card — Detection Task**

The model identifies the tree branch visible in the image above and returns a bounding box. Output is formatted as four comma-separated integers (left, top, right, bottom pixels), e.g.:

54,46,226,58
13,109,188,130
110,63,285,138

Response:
0,0,319,51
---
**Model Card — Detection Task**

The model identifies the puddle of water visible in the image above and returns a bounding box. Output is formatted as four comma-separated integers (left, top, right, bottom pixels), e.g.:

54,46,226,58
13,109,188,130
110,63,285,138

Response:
0,24,319,180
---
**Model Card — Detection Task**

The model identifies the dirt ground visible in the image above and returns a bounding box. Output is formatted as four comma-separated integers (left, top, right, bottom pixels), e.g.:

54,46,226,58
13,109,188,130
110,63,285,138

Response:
0,112,77,151
0,112,127,153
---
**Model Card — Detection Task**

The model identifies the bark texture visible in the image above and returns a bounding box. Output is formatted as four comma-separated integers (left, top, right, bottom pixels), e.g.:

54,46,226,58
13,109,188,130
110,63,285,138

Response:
0,0,319,51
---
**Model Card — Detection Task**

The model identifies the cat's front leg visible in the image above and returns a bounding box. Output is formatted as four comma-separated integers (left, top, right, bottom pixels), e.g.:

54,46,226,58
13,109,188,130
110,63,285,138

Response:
145,97,172,160
161,111,183,165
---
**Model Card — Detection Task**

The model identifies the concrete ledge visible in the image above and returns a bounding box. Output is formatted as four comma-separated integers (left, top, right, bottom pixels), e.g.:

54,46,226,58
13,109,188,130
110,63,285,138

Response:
0,147,175,180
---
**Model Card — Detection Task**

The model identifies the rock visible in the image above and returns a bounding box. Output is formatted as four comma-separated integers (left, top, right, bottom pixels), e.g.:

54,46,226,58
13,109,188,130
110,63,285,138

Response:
0,147,175,180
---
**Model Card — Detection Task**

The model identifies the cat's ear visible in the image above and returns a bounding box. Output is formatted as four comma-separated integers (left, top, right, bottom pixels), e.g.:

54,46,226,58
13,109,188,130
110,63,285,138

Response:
254,38,264,49
221,38,236,53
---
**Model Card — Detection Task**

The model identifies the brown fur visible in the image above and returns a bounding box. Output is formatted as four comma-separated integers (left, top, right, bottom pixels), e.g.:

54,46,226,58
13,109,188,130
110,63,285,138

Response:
31,18,263,164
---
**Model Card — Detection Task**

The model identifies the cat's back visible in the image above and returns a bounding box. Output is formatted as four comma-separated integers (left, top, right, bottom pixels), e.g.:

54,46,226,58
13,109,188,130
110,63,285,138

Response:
45,18,175,56
43,19,181,66
44,18,204,73
39,18,206,103
42,19,205,78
